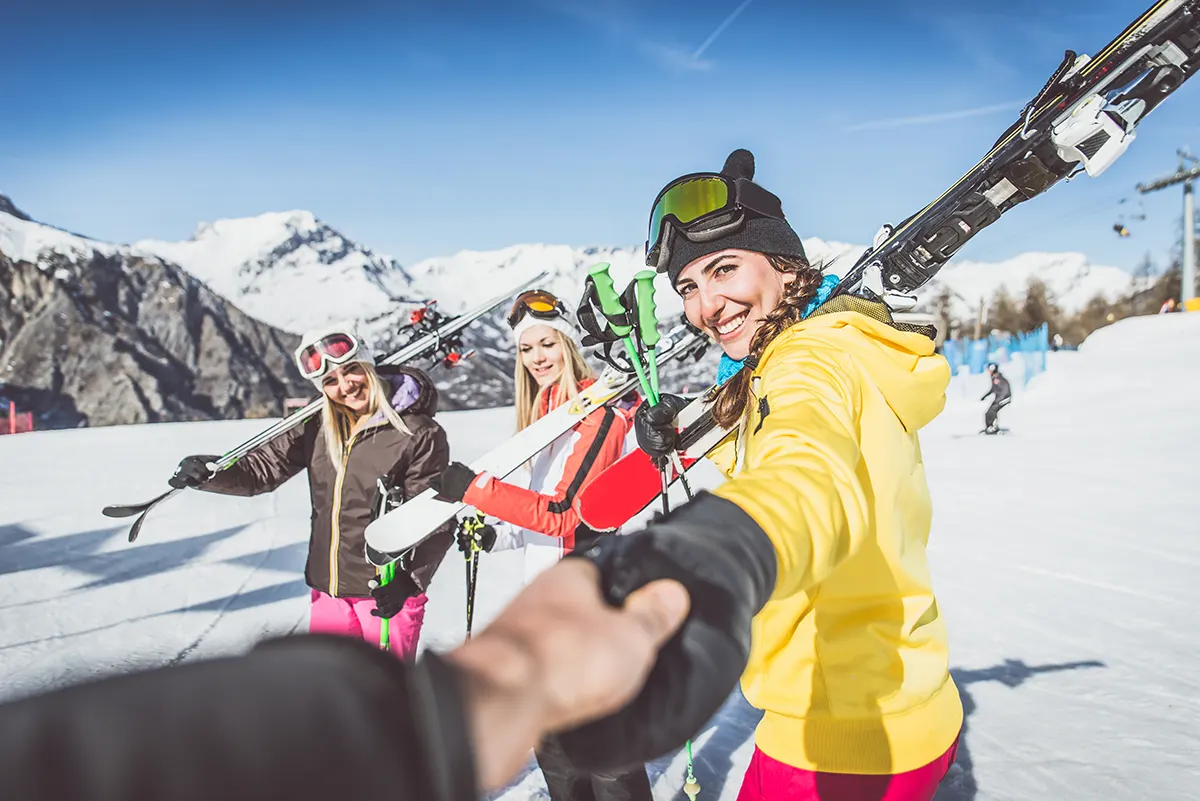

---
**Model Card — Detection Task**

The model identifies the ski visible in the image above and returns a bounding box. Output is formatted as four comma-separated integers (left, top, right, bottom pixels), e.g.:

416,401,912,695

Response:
575,392,730,531
362,324,710,564
102,272,549,543
573,1,1200,531
833,0,1200,307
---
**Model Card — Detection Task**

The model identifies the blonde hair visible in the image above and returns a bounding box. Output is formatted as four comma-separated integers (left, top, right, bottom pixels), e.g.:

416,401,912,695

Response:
320,362,412,473
514,328,595,431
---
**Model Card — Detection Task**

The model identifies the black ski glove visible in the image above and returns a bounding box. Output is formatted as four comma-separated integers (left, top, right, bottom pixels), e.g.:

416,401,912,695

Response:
456,521,497,555
369,570,422,619
571,522,607,554
168,454,220,489
430,462,478,503
556,491,777,770
634,394,690,467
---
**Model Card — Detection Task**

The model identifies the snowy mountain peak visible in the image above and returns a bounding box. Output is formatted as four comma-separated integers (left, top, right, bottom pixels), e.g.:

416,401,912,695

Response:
135,210,417,335
0,200,121,265
190,209,319,244
0,193,32,222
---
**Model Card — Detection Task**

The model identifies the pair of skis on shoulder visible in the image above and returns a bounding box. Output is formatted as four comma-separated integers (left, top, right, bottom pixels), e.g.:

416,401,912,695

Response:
562,0,1200,534
101,272,551,543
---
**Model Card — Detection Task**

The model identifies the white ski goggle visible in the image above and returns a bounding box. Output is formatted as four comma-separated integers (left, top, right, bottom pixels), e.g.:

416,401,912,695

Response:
295,332,361,380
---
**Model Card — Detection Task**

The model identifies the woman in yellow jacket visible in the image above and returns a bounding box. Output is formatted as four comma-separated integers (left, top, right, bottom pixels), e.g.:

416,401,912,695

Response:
557,149,963,801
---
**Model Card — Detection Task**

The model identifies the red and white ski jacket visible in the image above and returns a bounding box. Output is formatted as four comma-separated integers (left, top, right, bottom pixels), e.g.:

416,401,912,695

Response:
462,379,632,584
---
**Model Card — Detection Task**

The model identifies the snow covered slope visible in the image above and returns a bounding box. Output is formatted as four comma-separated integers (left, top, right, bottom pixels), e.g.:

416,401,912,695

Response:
135,211,417,334
1,312,1197,799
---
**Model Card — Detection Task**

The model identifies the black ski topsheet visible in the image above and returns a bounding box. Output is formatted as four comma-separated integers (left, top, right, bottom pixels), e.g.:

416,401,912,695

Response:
834,0,1200,301
641,1,1200,466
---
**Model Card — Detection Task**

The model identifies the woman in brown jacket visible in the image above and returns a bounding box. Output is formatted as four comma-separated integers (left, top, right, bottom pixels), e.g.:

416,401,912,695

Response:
169,322,454,659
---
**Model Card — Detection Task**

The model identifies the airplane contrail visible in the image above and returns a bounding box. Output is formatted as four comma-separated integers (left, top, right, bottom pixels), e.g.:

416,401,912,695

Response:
844,100,1025,132
692,0,755,60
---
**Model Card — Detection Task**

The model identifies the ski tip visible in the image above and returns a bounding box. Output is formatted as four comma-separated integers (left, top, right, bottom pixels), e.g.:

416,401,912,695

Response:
127,511,151,543
102,505,141,519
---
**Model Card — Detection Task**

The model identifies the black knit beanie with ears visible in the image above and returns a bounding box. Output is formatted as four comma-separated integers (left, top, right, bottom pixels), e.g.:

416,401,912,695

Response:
661,149,807,288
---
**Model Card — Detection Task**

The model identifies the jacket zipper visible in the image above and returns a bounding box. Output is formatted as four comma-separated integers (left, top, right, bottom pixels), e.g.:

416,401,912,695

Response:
329,432,358,596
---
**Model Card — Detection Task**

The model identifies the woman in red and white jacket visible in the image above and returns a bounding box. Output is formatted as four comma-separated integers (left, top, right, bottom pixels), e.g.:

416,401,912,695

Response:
428,289,652,801
430,289,632,585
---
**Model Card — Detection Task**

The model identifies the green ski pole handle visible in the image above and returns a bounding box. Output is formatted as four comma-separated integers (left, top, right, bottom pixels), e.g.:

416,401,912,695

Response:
588,263,632,338
633,270,661,403
633,271,660,349
378,561,395,651
589,262,654,398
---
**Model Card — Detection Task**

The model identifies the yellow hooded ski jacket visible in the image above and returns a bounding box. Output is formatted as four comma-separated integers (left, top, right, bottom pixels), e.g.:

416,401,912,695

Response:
710,300,962,775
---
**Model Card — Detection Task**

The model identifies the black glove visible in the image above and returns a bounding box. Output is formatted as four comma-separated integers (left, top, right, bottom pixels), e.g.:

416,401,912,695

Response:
634,394,690,467
456,520,497,555
369,570,421,619
430,462,478,503
571,522,608,554
168,454,220,489
557,491,777,771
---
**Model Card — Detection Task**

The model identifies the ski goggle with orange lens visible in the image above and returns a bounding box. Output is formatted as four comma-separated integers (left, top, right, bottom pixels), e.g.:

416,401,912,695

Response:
506,290,569,329
296,332,360,380
645,173,786,272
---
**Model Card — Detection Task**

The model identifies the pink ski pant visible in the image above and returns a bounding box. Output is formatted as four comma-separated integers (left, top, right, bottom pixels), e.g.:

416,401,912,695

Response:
737,738,959,801
308,589,427,660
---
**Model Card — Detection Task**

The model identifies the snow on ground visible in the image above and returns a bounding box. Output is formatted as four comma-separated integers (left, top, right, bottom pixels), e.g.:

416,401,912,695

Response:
1,314,1198,800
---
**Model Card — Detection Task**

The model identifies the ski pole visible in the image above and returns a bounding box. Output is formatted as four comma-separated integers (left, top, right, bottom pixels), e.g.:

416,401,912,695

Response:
378,561,395,651
656,462,699,799
588,263,656,402
683,739,701,800
633,270,661,404
459,513,486,639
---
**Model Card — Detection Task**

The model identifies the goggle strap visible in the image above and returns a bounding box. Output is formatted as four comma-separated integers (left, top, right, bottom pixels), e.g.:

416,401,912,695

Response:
575,282,615,344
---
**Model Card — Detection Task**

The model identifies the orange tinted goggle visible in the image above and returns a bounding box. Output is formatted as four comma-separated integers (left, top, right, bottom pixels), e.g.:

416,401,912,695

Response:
507,290,567,328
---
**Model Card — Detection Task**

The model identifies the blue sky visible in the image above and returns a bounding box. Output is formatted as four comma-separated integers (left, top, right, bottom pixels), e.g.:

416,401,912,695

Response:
3,0,1197,273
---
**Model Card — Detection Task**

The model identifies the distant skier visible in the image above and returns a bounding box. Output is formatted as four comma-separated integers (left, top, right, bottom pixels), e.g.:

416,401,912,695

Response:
168,323,454,659
981,362,1011,434
427,289,652,801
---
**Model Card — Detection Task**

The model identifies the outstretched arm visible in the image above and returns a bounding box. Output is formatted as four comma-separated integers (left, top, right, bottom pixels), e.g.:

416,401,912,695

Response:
0,562,689,801
464,408,625,543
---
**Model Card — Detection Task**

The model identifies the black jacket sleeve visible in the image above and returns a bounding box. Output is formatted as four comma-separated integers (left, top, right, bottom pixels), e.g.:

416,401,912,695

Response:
0,635,477,801
402,421,456,591
200,421,311,497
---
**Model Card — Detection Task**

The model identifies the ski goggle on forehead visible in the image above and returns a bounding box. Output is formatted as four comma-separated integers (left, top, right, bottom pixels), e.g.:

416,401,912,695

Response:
645,173,785,272
507,289,568,329
295,332,360,380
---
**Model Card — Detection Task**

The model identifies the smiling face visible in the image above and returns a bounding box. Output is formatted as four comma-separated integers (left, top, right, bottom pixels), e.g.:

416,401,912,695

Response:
674,249,792,360
321,362,371,415
519,325,566,388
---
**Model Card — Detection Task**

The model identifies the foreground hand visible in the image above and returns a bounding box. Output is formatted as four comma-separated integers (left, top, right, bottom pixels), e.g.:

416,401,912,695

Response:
447,558,689,790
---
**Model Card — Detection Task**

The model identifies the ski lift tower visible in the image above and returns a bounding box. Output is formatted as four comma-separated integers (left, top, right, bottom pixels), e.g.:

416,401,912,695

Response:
1137,149,1200,304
